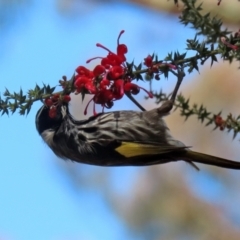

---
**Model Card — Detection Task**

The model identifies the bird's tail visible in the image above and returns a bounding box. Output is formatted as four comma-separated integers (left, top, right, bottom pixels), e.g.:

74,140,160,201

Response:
182,150,240,170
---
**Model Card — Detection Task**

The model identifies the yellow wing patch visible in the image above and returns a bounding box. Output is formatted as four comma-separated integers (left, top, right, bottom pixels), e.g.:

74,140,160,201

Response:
115,142,176,158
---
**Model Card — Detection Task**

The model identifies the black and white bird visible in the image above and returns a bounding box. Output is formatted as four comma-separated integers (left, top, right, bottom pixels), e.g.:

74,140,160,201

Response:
35,101,240,170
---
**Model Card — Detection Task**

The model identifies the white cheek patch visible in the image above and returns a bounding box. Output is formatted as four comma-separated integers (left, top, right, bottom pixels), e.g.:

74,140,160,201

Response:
61,106,67,118
41,130,55,147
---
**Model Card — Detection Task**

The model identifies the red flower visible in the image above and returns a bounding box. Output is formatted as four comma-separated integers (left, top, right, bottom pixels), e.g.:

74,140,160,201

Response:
95,30,127,67
51,93,60,102
75,30,153,116
214,115,225,130
117,30,128,62
124,82,139,94
124,82,153,98
94,89,114,104
101,57,111,69
221,37,239,51
49,106,57,118
76,66,94,78
45,98,53,107
144,55,153,67
100,78,110,89
112,79,124,100
108,65,124,79
63,95,71,103
93,65,105,76
74,76,96,94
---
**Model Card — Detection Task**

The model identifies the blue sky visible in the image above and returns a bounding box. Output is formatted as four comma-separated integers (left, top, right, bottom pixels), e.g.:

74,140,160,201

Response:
0,1,205,240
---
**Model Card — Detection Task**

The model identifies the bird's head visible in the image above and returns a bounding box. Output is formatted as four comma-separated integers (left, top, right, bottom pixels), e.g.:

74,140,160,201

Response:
35,102,69,135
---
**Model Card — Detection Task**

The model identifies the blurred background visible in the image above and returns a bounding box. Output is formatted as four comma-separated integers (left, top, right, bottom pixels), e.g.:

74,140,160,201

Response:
1,0,240,239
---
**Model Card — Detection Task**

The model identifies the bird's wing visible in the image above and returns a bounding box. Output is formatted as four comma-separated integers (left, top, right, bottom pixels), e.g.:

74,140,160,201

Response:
78,110,182,146
74,110,188,165
114,141,188,158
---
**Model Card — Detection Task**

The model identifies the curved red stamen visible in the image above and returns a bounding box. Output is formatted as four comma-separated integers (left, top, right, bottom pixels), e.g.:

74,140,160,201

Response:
84,97,94,115
139,86,153,98
96,43,113,53
117,30,125,45
86,56,103,64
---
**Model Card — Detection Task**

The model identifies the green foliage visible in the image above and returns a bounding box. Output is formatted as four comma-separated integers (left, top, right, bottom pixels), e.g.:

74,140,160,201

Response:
1,84,56,115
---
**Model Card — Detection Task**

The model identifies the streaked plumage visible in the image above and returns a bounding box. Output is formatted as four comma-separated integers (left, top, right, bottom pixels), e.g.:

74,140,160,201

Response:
36,103,240,169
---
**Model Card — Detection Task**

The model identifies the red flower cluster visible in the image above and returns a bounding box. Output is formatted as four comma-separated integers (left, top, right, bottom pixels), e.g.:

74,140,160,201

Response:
44,94,71,118
144,55,177,80
214,115,225,131
221,37,239,51
74,30,153,115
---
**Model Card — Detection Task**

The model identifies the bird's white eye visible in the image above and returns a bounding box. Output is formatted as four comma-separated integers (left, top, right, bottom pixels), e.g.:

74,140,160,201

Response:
61,105,67,118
